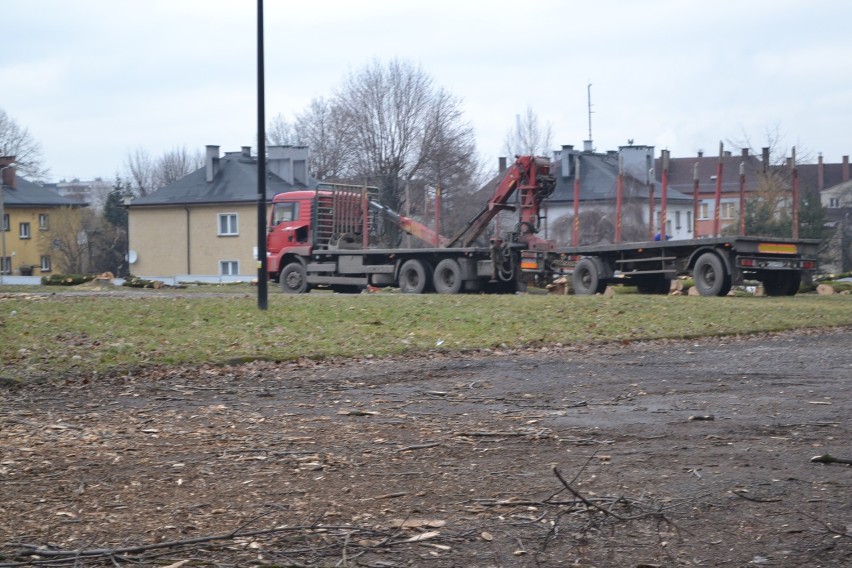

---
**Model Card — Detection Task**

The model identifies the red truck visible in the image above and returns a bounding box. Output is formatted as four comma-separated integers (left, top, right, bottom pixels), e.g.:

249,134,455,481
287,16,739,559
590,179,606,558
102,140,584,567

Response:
265,156,819,296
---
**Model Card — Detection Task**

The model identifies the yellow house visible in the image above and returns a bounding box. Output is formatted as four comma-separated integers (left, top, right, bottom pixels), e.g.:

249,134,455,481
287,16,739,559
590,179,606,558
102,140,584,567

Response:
1,158,84,277
127,145,312,280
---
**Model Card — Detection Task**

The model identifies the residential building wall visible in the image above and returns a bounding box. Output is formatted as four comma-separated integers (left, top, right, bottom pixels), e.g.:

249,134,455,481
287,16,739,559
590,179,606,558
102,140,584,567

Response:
2,207,56,275
130,203,269,278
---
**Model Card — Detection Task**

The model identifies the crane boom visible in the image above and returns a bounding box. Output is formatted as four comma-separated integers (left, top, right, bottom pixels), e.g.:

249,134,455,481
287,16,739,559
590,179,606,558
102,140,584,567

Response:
447,155,555,248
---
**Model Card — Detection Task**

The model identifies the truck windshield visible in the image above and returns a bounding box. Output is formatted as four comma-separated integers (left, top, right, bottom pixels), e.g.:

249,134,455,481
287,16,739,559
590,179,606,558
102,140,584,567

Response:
272,202,298,225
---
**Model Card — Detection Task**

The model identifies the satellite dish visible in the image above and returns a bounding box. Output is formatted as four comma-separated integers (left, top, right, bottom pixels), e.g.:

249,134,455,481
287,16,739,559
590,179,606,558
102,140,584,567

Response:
127,250,138,264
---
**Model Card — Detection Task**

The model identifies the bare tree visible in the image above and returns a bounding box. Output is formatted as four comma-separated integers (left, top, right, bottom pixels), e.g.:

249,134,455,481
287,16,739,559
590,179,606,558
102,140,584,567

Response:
334,59,474,213
154,146,204,188
267,114,297,146
125,148,156,197
125,146,203,196
0,108,49,180
294,98,352,181
503,106,553,158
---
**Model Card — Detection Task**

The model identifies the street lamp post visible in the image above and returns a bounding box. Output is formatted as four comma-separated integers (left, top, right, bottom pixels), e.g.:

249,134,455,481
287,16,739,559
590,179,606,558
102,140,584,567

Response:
0,163,15,285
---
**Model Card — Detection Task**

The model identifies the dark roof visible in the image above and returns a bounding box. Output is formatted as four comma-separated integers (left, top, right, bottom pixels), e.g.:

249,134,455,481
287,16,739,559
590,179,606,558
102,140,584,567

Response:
550,152,692,204
130,152,316,207
659,154,765,197
1,176,84,207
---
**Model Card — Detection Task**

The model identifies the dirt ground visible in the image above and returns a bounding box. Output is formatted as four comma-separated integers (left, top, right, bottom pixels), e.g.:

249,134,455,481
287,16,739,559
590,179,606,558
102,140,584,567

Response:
1,328,850,567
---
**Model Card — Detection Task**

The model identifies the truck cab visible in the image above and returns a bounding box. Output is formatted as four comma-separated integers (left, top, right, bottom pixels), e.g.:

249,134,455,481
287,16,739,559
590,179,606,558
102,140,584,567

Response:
266,191,316,275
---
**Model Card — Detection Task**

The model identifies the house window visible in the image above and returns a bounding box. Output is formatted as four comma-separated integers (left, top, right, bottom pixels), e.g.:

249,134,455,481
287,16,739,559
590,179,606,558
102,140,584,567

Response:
687,211,693,232
698,203,709,220
2,213,8,231
39,213,49,230
675,210,681,230
218,213,238,236
720,202,736,220
0,257,10,275
40,255,52,272
829,197,840,208
19,222,31,239
220,260,239,276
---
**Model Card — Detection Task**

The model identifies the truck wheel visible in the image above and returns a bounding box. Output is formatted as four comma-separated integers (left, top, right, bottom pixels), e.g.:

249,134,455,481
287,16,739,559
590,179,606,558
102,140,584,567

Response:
280,262,309,294
433,258,463,294
635,275,670,295
573,258,606,295
762,271,791,296
398,259,431,294
693,252,730,296
786,271,802,296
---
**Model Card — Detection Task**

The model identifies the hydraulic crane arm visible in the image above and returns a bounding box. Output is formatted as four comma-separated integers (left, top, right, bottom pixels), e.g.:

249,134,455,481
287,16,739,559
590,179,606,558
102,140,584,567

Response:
446,155,555,248
368,201,450,247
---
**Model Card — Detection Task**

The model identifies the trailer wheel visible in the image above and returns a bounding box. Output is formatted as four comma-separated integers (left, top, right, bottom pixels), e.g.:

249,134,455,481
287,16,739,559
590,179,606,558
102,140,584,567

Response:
693,252,730,296
573,258,606,295
635,275,671,295
398,259,431,294
761,271,799,297
433,258,463,294
786,271,802,296
280,262,309,294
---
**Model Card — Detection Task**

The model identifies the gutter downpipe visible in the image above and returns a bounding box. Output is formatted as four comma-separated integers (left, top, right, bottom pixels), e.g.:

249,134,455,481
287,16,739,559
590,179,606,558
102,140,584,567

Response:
185,206,191,275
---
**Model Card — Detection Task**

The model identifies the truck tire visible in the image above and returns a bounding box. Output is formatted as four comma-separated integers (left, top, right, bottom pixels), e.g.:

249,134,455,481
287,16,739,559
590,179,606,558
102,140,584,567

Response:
398,259,431,294
433,258,463,294
693,252,730,296
762,271,797,297
573,257,606,295
280,262,309,294
635,275,671,295
786,271,802,296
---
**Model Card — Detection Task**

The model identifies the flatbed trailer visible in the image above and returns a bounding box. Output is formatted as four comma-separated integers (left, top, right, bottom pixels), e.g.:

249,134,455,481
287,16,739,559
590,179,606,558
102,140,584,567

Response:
523,235,820,296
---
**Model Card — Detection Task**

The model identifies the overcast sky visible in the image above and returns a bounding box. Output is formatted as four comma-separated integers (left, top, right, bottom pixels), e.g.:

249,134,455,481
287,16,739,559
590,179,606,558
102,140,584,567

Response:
3,0,851,182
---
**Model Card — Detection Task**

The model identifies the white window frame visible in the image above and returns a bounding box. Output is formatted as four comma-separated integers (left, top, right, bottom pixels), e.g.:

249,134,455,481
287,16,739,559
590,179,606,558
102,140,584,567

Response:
40,255,52,272
720,201,736,220
19,222,31,239
698,202,710,220
829,197,840,208
39,213,49,230
2,213,8,231
686,210,693,232
220,260,239,276
218,213,238,236
0,256,10,275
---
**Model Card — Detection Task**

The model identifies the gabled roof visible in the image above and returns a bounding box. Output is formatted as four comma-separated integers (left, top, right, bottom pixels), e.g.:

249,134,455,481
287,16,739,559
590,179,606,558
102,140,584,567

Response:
1,176,85,207
658,154,765,197
549,152,692,204
129,151,316,207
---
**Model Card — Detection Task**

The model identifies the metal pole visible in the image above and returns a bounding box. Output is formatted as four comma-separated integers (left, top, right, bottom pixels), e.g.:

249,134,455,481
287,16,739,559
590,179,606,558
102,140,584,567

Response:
791,147,799,240
615,155,623,244
572,155,580,246
256,0,268,310
739,162,746,236
693,162,700,237
434,184,441,247
713,142,723,237
660,150,669,240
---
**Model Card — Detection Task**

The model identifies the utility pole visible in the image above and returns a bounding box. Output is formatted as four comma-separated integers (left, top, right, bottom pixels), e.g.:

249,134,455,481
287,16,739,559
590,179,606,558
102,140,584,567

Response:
256,0,268,310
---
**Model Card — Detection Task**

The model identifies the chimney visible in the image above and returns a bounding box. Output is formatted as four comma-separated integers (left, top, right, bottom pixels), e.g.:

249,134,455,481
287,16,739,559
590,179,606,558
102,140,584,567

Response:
498,157,507,172
583,140,593,153
741,148,749,158
723,150,732,158
268,145,310,186
560,145,574,178
0,155,15,188
241,146,252,158
762,147,770,172
697,150,703,158
843,155,850,182
786,157,793,169
205,145,220,183
818,154,824,190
